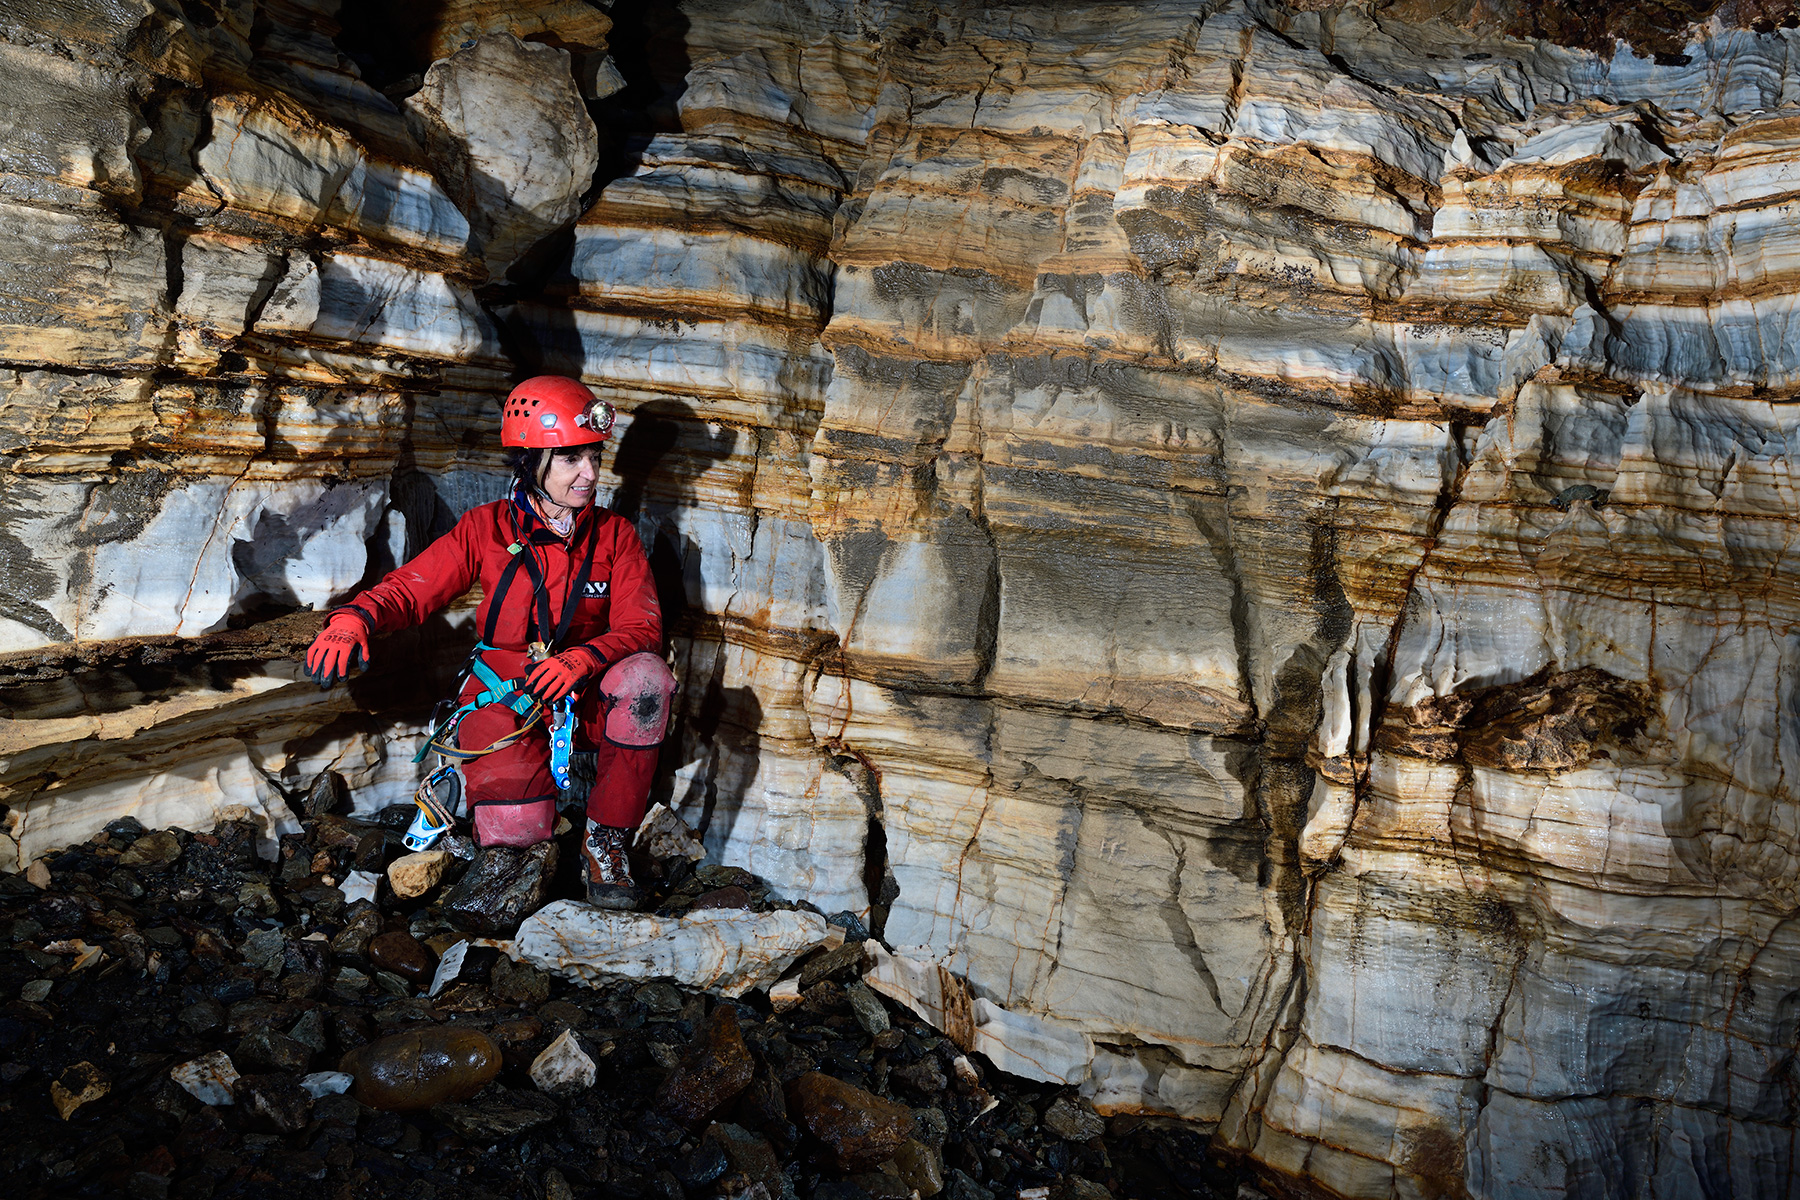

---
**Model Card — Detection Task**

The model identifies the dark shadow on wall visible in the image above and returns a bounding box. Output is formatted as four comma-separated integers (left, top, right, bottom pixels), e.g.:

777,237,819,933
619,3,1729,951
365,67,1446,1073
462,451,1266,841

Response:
673,667,763,853
332,0,454,96
602,399,759,843
590,0,692,184
609,399,737,628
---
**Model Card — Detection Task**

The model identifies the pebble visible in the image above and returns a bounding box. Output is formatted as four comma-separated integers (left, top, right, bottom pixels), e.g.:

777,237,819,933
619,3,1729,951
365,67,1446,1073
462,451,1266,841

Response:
530,1028,597,1097
20,979,51,1003
367,931,435,984
339,1026,502,1112
386,849,450,898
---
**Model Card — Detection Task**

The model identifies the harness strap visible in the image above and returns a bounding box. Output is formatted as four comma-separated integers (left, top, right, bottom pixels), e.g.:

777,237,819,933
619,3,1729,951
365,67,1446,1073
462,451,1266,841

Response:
515,505,601,654
415,505,604,774
412,639,544,765
481,536,532,649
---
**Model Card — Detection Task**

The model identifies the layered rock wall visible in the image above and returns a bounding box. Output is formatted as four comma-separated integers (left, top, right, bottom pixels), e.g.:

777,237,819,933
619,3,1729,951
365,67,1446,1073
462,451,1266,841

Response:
5,0,1800,1196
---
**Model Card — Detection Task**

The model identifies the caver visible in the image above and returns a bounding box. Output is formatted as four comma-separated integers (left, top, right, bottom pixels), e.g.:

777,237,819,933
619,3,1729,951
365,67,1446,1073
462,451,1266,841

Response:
304,375,677,923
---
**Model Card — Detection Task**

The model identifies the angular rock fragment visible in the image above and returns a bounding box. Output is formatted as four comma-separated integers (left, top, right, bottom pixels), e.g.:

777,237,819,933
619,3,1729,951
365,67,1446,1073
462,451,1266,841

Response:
786,1071,918,1170
118,831,179,871
892,1138,945,1196
339,1026,502,1112
704,1121,785,1193
170,1051,239,1106
403,34,599,280
1042,1096,1104,1142
340,869,382,905
433,1086,560,1140
299,1071,353,1099
657,1006,755,1125
637,803,708,863
845,980,890,1036
234,1073,313,1133
769,977,803,1013
50,1061,110,1119
330,901,382,961
800,940,866,988
530,1028,598,1097
441,842,557,934
304,770,349,818
236,1030,313,1074
693,885,752,911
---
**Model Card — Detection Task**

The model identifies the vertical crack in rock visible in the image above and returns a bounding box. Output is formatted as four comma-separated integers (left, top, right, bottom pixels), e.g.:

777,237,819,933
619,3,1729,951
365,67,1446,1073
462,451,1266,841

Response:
1141,809,1227,1016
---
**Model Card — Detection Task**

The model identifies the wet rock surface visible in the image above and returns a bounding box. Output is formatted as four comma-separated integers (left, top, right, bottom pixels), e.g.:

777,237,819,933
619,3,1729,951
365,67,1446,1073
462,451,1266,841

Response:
0,814,1238,1198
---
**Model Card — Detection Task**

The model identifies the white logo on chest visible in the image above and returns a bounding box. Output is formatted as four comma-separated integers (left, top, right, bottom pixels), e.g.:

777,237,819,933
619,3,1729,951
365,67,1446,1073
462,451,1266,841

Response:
581,580,609,599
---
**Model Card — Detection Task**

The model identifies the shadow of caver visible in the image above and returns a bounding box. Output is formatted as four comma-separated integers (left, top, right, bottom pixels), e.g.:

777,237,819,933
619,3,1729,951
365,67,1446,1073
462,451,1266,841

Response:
605,400,754,848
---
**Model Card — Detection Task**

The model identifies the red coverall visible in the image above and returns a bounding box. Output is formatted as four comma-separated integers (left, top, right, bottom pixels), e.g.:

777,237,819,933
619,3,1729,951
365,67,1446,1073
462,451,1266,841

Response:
334,488,676,845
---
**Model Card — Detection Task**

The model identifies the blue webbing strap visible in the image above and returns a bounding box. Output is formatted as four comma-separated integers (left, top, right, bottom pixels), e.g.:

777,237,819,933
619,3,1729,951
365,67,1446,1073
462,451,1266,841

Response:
412,640,544,764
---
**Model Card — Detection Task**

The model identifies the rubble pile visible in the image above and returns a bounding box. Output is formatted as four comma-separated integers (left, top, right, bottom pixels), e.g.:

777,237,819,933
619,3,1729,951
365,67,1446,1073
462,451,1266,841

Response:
0,796,1235,1200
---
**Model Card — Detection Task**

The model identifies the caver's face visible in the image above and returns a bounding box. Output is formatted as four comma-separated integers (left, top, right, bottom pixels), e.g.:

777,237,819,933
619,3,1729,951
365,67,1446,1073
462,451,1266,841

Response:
539,445,603,510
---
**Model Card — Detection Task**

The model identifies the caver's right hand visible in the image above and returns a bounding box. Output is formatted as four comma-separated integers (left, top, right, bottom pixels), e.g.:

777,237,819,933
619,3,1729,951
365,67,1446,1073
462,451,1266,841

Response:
304,613,370,688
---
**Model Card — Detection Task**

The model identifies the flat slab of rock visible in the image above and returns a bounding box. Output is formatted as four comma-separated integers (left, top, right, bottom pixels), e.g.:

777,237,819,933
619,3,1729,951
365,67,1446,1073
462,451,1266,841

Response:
504,902,828,998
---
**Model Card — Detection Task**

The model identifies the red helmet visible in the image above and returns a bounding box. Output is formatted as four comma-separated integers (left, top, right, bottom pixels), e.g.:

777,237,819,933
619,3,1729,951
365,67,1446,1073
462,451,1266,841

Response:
501,376,616,448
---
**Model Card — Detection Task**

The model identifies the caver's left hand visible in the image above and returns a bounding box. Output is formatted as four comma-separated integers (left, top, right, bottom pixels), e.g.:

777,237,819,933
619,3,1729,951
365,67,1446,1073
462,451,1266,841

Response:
523,650,595,705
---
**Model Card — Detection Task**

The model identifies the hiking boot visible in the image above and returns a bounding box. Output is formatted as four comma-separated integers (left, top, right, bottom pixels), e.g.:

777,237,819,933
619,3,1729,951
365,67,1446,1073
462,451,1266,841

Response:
581,820,642,911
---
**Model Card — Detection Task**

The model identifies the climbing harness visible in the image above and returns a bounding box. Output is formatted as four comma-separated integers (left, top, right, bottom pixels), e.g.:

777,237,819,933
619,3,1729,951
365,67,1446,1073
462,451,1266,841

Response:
400,498,600,848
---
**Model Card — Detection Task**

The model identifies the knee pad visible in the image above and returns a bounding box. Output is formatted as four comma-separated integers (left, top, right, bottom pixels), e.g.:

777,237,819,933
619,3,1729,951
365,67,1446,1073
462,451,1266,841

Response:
471,796,556,847
600,652,677,748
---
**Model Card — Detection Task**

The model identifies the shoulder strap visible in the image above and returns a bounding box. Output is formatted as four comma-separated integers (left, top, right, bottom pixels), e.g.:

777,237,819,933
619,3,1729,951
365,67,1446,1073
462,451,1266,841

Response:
551,511,604,651
482,507,536,648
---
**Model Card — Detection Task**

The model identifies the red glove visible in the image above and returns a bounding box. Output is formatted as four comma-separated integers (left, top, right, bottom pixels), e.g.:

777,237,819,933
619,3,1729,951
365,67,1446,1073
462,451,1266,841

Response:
523,650,596,705
304,613,370,688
